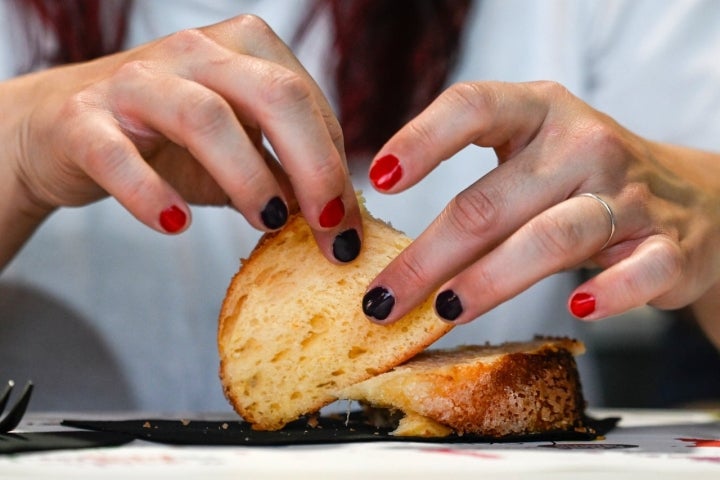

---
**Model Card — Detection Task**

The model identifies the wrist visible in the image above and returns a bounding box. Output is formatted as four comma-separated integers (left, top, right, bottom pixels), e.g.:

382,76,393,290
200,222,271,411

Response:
0,76,56,270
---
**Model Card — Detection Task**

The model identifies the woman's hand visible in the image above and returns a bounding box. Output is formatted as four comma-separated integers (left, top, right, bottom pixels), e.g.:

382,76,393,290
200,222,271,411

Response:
0,15,361,268
362,81,720,339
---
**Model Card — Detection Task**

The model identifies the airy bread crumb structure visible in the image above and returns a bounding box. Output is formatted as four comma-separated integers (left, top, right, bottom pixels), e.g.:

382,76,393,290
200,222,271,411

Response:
218,204,452,431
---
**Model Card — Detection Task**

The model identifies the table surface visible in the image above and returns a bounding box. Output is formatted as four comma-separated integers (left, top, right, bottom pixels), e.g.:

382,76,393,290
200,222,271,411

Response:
1,408,719,479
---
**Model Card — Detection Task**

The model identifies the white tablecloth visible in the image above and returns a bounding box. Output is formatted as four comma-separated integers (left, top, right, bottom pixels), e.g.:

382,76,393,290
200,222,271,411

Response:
1,409,719,479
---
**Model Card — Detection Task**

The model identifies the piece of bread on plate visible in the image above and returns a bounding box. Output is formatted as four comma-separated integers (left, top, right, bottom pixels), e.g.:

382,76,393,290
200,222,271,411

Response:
218,199,587,437
335,337,587,437
218,199,452,431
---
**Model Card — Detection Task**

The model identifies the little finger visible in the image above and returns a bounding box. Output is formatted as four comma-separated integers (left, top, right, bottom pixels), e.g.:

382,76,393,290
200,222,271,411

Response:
568,235,684,320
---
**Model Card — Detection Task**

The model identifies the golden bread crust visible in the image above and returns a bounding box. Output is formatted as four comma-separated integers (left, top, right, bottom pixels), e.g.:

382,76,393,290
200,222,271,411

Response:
337,338,587,437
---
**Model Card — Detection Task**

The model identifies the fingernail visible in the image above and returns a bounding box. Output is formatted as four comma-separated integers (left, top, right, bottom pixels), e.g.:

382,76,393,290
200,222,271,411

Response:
570,292,596,318
332,228,360,262
435,290,463,321
261,196,288,230
319,196,345,228
369,154,402,191
362,286,395,321
159,205,186,233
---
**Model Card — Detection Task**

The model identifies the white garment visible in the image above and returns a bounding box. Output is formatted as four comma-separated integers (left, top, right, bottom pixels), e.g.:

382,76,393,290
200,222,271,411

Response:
1,0,719,412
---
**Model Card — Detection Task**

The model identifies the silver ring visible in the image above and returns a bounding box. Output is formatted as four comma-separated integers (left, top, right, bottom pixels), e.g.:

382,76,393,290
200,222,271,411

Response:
578,193,616,250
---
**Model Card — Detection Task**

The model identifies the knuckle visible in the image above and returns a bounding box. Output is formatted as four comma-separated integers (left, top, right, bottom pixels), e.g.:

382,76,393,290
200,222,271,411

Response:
619,237,685,309
529,211,584,262
444,81,499,116
57,92,91,123
583,121,625,159
160,28,213,56
178,90,231,138
260,69,313,113
622,182,653,215
471,263,505,303
81,136,128,176
323,111,345,154
648,236,685,285
394,250,433,290
233,14,275,40
442,187,501,241
531,80,570,99
229,164,266,198
113,59,153,81
311,149,346,181
57,93,102,146
406,118,439,154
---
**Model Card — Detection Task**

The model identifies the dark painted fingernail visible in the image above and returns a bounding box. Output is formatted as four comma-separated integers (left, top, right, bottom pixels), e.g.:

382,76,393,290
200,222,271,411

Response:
332,228,360,262
362,286,395,321
260,196,288,230
435,290,463,321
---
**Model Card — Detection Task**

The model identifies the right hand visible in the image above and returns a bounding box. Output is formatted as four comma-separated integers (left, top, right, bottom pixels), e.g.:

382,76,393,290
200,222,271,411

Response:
362,81,720,336
1,15,361,264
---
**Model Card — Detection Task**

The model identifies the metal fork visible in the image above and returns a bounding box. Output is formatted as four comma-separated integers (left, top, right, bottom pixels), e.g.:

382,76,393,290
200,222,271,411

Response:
0,380,34,433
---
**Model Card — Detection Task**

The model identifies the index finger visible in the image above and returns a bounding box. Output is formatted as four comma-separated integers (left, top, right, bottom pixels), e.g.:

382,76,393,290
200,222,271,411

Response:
361,82,593,323
201,15,362,262
368,81,552,193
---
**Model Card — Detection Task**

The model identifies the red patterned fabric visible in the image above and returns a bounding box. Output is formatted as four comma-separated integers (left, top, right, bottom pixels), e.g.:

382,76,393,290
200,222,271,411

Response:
14,0,473,157
14,0,132,69
312,0,473,156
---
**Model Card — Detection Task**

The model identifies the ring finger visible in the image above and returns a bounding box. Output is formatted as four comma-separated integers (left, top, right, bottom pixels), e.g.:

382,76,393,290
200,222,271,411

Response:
434,193,622,324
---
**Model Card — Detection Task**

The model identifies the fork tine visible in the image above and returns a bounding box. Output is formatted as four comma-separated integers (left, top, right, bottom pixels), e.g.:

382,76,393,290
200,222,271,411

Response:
0,381,33,433
0,381,14,416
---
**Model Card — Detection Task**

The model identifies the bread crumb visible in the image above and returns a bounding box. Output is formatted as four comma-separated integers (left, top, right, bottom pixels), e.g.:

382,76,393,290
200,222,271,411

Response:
306,415,319,428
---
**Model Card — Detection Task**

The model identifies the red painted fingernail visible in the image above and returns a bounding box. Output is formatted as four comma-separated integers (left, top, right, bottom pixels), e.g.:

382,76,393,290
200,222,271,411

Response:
369,154,402,191
319,196,345,228
159,205,186,233
570,292,596,318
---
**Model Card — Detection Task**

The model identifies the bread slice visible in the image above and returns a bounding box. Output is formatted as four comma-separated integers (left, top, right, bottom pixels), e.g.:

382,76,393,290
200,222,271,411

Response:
218,202,453,431
336,338,587,437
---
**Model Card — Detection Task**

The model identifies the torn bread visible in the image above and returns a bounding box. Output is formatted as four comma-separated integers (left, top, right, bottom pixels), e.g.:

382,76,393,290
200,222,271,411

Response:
218,203,453,431
336,338,587,437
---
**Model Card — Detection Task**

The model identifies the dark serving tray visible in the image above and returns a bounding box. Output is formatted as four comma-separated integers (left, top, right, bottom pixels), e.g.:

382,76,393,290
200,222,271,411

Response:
61,411,619,446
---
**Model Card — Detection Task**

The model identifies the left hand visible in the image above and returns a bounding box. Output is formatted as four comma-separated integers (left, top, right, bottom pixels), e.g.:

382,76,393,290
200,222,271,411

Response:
362,81,720,328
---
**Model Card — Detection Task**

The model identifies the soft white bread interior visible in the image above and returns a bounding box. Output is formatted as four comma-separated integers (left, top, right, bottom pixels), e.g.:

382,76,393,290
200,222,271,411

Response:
218,201,453,431
336,338,587,437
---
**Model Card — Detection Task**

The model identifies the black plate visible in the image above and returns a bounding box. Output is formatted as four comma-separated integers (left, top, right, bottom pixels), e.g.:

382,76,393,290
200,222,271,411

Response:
62,411,619,446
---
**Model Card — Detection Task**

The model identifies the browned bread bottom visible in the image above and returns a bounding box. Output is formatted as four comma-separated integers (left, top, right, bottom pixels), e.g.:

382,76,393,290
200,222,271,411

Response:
336,338,587,437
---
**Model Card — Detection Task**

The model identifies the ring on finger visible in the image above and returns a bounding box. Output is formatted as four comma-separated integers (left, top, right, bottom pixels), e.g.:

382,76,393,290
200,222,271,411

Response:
578,193,616,250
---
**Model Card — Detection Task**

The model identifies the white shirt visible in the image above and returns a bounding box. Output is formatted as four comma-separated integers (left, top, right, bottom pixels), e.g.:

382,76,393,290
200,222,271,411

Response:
1,0,719,412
